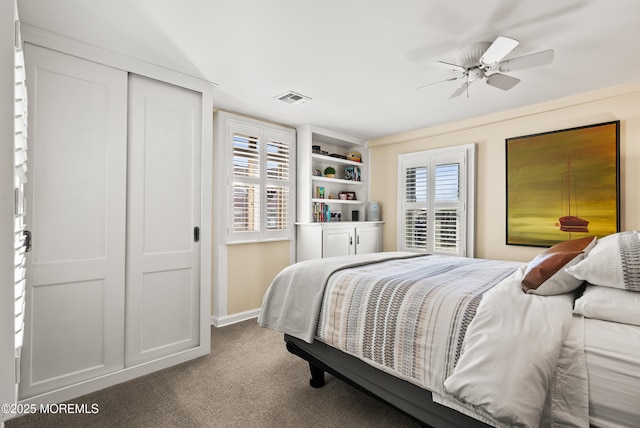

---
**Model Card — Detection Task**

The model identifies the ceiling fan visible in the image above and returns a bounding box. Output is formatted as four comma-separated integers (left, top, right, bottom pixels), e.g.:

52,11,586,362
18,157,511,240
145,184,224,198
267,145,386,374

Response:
417,36,554,99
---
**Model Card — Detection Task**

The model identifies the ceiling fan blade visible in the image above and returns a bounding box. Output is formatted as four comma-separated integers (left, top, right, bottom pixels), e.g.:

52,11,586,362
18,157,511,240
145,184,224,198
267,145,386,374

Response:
498,49,554,72
449,81,469,99
415,76,463,90
480,36,519,66
429,61,466,72
486,73,520,91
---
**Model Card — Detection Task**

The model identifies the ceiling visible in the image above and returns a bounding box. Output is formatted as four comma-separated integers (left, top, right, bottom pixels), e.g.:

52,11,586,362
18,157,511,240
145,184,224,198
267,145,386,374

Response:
17,0,640,140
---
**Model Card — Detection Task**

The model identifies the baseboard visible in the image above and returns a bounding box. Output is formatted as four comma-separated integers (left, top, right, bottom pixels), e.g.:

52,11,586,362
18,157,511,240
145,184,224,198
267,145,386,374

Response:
211,308,260,327
19,345,209,409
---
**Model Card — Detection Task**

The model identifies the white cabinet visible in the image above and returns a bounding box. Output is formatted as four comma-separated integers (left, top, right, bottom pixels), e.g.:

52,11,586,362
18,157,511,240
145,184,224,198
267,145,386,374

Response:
21,45,208,403
322,227,354,258
297,222,383,261
353,224,382,255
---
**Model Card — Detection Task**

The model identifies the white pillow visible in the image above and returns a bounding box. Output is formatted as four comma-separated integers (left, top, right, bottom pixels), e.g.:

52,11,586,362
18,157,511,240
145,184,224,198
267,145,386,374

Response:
565,231,640,291
574,285,640,326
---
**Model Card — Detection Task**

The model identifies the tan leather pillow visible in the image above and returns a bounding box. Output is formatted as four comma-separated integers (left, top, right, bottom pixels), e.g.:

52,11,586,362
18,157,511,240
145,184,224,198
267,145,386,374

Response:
522,236,596,295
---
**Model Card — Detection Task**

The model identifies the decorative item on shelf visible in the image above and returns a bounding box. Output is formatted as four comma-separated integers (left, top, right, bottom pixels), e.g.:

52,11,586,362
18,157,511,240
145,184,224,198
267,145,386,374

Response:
313,145,328,155
367,201,381,221
346,151,362,162
330,212,342,222
339,191,356,200
329,153,347,160
343,166,361,181
316,186,325,199
324,166,336,178
314,168,322,176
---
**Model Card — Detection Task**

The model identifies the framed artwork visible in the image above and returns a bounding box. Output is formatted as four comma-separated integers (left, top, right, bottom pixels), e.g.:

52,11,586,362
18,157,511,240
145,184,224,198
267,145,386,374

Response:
506,121,620,247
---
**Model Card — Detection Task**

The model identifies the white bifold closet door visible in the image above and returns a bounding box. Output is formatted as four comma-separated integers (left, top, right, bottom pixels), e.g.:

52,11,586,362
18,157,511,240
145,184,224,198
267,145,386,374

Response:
21,44,128,399
125,75,202,366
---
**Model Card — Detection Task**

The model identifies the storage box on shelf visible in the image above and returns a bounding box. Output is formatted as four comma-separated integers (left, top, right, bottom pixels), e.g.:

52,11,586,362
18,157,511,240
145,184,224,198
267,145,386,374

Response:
296,124,382,261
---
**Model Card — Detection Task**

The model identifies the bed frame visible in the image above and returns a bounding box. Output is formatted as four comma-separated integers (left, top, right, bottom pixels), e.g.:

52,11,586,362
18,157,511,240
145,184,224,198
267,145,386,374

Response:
285,334,490,428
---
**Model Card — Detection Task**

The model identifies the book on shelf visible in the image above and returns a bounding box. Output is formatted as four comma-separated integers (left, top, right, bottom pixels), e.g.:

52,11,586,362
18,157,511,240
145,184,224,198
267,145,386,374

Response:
312,202,332,222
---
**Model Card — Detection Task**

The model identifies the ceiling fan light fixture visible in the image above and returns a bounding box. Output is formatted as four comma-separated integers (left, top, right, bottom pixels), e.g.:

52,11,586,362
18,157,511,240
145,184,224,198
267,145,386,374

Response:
467,68,483,82
418,35,553,100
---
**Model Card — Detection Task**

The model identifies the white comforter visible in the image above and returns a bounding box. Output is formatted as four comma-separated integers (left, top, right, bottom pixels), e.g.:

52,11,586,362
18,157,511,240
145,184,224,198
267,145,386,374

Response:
437,265,589,428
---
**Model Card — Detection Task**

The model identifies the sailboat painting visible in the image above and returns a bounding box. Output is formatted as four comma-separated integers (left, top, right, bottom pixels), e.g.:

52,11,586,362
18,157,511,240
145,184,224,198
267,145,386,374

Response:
506,121,619,247
558,158,590,233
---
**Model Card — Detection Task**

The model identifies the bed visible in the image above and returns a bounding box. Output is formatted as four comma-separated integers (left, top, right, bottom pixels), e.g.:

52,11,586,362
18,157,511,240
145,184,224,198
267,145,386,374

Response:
258,231,640,428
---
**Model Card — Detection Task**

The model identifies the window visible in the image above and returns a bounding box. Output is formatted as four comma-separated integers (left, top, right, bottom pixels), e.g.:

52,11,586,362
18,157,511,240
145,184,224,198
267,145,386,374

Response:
398,144,475,256
227,119,294,243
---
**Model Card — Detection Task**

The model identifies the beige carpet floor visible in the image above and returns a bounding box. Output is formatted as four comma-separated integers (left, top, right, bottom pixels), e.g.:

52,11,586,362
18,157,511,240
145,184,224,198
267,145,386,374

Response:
7,319,421,427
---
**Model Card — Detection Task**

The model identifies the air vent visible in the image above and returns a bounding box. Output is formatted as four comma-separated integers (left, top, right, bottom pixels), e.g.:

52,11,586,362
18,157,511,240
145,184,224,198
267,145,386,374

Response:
274,90,312,105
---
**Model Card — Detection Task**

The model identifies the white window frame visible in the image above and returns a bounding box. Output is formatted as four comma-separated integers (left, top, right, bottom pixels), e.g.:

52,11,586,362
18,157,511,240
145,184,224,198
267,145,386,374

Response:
222,113,295,244
397,143,475,257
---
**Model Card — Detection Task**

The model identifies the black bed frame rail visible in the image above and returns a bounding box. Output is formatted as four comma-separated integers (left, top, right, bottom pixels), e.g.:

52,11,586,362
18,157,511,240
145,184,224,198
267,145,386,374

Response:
284,335,490,428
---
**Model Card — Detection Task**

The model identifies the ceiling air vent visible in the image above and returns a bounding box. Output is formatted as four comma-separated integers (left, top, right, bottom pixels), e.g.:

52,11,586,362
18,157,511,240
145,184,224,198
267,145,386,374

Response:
274,90,312,105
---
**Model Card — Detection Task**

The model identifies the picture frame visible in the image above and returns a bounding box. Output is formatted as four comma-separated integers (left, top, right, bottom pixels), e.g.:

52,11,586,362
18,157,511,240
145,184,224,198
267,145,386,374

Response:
506,121,620,247
339,191,356,201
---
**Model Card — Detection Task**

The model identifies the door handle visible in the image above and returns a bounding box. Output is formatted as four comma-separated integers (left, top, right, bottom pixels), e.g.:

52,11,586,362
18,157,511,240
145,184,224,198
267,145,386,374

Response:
23,230,32,252
193,227,200,243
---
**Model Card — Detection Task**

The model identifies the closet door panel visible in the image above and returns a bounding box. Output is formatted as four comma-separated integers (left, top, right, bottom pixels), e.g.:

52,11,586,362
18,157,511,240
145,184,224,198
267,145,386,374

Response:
20,45,127,399
126,75,202,366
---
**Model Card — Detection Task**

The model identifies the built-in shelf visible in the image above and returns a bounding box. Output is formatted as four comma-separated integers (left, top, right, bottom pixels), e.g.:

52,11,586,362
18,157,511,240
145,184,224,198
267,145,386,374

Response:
311,153,364,167
297,124,369,223
311,198,363,204
312,176,365,186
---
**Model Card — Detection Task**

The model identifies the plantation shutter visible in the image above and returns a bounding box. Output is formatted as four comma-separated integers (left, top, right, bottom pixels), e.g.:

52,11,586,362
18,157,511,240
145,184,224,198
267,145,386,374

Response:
434,160,461,254
231,130,260,237
228,121,294,242
402,162,428,251
265,134,291,232
14,12,28,375
399,148,469,256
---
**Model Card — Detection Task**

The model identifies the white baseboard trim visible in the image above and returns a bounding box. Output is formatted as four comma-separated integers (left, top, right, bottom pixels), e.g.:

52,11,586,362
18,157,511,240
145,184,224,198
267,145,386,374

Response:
19,345,208,409
211,308,260,327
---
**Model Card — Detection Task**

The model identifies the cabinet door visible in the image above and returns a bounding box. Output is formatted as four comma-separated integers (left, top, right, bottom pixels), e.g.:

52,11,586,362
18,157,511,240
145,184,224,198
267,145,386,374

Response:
125,75,202,366
21,45,128,399
355,226,382,255
322,228,354,258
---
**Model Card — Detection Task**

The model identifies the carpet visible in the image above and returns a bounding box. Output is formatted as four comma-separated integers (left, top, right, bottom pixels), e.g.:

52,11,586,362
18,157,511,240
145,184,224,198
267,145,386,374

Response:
7,319,421,427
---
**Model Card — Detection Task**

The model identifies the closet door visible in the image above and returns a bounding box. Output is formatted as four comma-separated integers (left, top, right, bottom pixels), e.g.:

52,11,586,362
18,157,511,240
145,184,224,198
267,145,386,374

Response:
20,45,127,398
125,75,202,366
